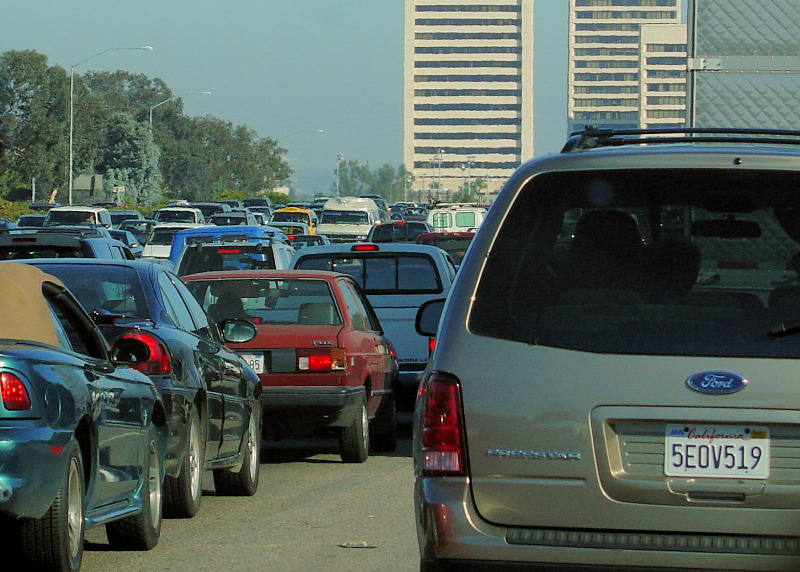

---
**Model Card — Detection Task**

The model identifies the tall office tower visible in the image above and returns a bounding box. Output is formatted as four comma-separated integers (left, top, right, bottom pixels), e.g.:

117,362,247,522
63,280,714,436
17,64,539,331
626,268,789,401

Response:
640,23,687,128
404,0,534,201
568,0,682,135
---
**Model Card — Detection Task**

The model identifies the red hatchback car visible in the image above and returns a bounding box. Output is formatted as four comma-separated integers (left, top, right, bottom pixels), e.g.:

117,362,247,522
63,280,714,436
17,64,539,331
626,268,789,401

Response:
182,269,398,462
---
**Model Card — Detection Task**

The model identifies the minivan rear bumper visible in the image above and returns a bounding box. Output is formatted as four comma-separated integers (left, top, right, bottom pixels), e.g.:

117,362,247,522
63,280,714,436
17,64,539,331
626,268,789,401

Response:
415,477,800,571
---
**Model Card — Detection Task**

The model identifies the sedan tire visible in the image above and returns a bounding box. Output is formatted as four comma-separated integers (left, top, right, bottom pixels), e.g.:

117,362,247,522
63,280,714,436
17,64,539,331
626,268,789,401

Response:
339,396,369,463
106,424,163,550
213,408,261,496
164,408,204,518
20,440,84,572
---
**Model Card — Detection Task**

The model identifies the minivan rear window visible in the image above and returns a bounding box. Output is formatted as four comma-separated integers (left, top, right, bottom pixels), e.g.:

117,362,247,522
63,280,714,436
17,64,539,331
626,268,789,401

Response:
295,254,442,294
470,168,800,358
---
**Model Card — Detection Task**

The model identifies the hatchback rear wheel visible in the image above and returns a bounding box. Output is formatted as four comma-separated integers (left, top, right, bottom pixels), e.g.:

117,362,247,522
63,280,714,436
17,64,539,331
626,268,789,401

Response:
340,395,369,463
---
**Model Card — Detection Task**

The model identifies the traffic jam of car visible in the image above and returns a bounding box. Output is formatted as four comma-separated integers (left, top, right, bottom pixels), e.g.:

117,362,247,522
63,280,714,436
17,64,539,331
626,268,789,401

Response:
0,196,470,571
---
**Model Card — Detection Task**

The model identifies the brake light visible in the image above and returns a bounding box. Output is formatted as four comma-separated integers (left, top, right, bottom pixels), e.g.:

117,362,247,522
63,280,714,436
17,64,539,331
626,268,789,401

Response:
419,372,466,476
351,244,378,251
428,337,436,354
1,372,31,410
113,331,171,375
297,349,346,371
217,248,240,254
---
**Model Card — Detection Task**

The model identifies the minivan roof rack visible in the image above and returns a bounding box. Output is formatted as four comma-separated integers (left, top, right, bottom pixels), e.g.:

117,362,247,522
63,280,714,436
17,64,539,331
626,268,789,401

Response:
561,126,800,153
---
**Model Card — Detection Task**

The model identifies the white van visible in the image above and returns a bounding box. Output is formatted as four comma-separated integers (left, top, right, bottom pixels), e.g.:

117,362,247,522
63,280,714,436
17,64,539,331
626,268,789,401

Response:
43,206,113,228
426,203,487,233
316,197,381,242
141,222,208,260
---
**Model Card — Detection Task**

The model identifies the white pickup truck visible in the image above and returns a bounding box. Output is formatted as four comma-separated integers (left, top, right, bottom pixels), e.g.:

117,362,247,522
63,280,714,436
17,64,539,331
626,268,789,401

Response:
290,242,457,409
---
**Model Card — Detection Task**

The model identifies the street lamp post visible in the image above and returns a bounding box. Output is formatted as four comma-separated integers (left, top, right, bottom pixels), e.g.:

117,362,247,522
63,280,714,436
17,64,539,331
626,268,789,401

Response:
68,45,152,205
149,91,211,127
336,153,344,198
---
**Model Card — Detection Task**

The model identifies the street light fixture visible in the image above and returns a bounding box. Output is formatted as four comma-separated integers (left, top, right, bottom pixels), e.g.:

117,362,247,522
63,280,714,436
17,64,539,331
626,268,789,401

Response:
68,45,152,205
149,91,212,127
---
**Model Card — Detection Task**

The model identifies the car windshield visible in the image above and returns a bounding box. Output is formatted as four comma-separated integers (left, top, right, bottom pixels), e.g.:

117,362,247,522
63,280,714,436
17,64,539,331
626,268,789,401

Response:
186,277,342,326
155,210,196,223
44,211,97,226
320,210,369,225
470,168,800,358
271,211,309,224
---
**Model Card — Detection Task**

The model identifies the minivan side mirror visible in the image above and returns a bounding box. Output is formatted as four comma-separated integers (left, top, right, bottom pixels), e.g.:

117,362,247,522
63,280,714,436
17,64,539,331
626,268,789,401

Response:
416,298,446,337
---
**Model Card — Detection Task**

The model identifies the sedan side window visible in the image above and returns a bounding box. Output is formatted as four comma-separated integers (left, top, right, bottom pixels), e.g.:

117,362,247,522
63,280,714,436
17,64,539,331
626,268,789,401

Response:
171,273,220,342
157,272,197,333
338,280,367,331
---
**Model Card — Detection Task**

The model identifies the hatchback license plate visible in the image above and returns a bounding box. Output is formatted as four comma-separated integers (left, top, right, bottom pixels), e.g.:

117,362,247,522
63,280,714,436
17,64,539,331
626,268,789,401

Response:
240,353,265,374
664,424,769,479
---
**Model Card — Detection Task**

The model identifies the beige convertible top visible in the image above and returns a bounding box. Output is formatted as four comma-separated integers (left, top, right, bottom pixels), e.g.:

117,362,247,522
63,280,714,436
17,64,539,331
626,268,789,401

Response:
0,262,65,346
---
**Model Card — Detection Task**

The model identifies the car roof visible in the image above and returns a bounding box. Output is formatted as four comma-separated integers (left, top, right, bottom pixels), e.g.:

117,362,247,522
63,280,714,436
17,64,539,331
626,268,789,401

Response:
293,243,446,255
0,261,65,346
181,269,344,281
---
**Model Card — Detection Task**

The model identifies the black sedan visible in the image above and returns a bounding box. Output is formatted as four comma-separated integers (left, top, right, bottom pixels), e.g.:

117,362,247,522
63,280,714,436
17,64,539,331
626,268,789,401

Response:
26,258,262,519
0,262,168,572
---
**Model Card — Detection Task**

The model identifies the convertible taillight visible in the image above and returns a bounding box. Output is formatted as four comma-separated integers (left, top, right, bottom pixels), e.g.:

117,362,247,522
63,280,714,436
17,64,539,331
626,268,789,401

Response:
113,331,171,375
297,349,346,371
1,371,31,411
419,372,466,476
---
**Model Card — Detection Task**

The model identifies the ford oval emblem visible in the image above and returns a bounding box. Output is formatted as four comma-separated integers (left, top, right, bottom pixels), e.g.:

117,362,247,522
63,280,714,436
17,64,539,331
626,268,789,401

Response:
686,371,748,395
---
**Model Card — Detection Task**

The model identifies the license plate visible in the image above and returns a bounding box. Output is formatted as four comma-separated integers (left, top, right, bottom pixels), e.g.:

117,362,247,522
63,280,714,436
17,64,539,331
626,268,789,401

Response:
664,424,769,479
240,353,265,374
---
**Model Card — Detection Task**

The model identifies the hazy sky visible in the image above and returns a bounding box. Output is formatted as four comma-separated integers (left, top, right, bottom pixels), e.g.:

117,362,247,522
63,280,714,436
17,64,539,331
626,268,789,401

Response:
1,1,572,196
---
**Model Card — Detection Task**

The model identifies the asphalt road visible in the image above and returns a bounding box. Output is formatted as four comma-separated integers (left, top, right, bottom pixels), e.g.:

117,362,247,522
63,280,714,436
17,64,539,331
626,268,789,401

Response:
82,429,418,572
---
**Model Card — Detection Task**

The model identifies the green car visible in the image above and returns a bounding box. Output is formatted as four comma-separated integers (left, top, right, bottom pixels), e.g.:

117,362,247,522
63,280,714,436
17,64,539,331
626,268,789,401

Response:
0,262,168,572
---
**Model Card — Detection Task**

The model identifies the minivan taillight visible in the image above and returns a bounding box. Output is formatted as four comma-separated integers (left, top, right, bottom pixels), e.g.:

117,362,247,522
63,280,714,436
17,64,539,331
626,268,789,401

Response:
420,372,466,476
1,371,31,411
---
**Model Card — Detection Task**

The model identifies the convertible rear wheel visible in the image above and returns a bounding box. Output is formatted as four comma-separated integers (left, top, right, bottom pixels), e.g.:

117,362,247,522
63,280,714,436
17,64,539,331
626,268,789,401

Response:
213,408,261,496
164,408,203,518
106,424,163,550
20,441,84,572
339,395,369,463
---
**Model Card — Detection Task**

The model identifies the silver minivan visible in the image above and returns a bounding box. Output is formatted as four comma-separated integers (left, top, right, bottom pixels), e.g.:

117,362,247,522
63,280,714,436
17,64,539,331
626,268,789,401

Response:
414,127,800,571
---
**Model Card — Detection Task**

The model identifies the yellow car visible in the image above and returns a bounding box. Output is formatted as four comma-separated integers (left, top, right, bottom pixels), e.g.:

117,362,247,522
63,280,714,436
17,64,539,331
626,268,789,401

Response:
269,207,317,235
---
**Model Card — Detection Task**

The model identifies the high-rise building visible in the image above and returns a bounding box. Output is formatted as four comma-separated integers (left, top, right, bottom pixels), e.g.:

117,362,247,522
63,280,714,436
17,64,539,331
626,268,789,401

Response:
404,0,534,201
640,23,687,129
568,0,683,135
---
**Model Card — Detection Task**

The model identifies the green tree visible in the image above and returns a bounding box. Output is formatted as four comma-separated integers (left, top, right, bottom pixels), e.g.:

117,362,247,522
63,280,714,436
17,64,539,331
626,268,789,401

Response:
0,49,68,197
102,112,163,205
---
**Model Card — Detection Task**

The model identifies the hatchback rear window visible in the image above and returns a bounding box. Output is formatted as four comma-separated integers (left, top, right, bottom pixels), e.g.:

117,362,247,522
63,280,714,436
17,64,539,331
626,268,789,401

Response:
470,168,800,358
296,254,442,294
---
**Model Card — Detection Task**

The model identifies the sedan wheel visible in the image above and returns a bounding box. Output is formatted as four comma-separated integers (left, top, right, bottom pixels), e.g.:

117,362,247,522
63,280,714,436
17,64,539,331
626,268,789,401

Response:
106,424,163,550
20,441,85,572
213,408,261,496
164,408,203,518
339,396,369,463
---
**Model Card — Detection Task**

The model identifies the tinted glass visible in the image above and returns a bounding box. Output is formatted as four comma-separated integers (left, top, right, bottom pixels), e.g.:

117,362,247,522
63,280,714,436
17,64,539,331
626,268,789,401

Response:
470,168,800,358
186,277,342,326
36,263,146,318
295,254,442,294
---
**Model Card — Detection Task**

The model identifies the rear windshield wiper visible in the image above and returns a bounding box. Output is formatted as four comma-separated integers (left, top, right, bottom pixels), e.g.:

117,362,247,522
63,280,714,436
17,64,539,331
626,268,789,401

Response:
769,320,800,338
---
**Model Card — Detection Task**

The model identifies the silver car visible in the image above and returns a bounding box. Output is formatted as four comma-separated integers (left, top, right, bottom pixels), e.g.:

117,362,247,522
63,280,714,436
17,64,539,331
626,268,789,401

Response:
414,127,800,571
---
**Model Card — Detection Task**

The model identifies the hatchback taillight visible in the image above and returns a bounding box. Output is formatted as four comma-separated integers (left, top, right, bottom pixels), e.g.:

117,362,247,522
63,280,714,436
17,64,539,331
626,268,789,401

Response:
113,331,171,375
1,371,31,411
419,372,466,476
297,349,346,371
